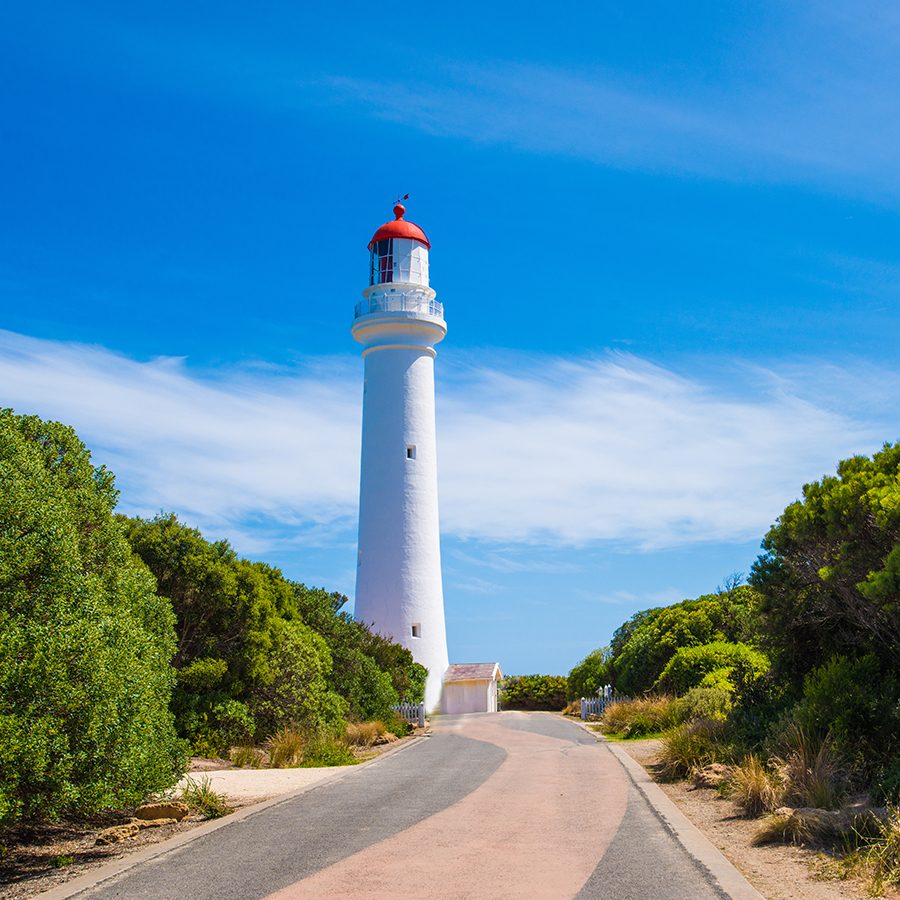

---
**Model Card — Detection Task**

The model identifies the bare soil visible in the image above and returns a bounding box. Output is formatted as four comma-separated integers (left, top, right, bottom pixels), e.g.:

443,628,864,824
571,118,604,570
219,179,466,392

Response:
620,738,899,900
0,807,237,900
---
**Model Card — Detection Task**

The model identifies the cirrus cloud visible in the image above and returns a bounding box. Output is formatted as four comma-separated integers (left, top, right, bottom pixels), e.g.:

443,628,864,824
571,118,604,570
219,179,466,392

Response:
0,329,895,551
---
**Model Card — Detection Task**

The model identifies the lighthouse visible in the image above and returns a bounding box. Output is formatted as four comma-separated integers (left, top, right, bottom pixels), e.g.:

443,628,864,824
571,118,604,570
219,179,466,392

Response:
352,202,449,711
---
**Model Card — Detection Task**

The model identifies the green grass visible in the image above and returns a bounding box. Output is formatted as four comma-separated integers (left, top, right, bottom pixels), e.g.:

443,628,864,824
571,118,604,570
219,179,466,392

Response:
302,736,358,767
180,776,232,819
595,728,665,742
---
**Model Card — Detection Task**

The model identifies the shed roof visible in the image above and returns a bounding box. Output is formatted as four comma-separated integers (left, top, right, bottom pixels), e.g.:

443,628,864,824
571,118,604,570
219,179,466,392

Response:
443,663,502,683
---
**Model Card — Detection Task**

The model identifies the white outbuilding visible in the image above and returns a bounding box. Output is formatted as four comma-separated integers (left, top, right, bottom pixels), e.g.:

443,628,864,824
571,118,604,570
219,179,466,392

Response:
442,663,503,715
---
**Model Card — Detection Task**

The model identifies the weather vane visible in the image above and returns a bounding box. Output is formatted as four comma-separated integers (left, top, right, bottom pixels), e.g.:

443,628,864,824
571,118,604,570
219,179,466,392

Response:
394,193,410,205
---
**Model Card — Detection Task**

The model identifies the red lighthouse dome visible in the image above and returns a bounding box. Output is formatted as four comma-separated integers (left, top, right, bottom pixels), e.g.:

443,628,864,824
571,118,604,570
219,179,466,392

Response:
367,203,431,250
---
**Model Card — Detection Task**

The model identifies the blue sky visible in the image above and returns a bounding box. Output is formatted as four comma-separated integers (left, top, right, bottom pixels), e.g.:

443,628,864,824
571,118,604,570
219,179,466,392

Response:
2,2,899,674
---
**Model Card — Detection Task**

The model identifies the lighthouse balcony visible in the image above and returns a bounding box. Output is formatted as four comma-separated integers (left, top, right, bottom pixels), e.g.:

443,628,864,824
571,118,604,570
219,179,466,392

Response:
354,290,444,321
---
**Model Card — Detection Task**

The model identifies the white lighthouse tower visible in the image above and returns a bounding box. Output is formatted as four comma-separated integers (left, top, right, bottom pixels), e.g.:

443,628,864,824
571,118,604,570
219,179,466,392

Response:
352,202,449,711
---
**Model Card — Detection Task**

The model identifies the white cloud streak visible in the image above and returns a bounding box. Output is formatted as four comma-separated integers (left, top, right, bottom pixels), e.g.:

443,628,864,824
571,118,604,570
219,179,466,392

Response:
1,330,895,551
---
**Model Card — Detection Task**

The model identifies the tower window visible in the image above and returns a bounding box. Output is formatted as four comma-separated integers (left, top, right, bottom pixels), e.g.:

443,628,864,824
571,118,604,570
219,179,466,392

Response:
411,623,421,638
406,444,416,460
370,239,394,285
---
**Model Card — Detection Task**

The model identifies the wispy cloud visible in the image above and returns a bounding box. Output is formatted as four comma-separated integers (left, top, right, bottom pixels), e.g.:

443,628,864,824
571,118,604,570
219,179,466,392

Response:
323,40,900,195
32,3,900,199
1,330,896,551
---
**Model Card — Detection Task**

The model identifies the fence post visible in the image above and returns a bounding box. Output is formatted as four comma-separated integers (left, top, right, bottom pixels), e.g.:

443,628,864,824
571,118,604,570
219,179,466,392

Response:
418,702,425,727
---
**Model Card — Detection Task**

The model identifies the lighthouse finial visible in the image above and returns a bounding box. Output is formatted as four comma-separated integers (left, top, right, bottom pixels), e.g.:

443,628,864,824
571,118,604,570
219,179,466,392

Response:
393,193,409,219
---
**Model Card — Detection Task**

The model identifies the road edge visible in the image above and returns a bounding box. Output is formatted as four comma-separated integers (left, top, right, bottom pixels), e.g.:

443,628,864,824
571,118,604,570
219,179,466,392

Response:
37,735,429,900
573,721,763,900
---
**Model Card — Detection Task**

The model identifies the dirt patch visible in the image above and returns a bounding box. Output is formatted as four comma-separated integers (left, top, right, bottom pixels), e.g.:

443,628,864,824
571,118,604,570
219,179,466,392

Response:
0,805,256,900
617,739,897,900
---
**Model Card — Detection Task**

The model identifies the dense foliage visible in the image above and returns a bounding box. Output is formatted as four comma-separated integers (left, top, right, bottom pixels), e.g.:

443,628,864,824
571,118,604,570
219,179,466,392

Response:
500,674,568,710
123,514,425,754
605,586,761,696
751,443,900,680
572,443,900,792
567,647,612,699
0,412,183,827
654,641,770,694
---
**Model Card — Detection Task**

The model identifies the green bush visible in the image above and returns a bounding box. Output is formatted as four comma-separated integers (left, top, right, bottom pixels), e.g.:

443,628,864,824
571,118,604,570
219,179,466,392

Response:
673,686,733,722
873,759,900,806
655,641,769,695
0,411,185,826
568,648,612,700
302,735,358,767
500,675,568,710
610,587,761,696
792,654,900,775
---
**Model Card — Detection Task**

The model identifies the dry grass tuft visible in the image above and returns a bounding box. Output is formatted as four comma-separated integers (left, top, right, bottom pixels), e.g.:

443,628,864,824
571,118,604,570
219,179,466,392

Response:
751,812,796,846
601,696,678,737
658,718,725,778
774,725,845,810
867,805,900,893
729,754,783,817
268,727,305,768
229,745,266,768
344,721,389,748
562,699,582,717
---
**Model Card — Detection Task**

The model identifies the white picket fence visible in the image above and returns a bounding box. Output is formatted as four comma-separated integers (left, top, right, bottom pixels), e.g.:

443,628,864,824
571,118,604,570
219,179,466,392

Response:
392,701,426,727
580,686,627,721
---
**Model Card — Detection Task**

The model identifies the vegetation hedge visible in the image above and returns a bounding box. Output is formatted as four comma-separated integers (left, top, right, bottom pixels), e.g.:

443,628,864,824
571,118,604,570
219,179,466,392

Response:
500,674,568,710
570,442,900,800
0,411,184,827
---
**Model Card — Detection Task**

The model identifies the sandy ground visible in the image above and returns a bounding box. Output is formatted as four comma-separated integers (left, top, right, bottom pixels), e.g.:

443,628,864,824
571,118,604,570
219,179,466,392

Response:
619,738,897,900
178,767,340,802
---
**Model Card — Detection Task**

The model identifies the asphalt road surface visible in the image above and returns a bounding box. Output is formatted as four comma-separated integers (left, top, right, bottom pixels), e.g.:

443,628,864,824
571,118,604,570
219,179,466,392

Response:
82,713,728,899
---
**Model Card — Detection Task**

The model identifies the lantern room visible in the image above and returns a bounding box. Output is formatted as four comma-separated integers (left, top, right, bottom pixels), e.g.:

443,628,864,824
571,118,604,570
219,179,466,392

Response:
368,204,430,287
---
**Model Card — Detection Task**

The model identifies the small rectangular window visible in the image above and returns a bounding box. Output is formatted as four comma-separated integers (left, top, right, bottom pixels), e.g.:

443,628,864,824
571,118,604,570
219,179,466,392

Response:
411,623,421,638
406,444,416,460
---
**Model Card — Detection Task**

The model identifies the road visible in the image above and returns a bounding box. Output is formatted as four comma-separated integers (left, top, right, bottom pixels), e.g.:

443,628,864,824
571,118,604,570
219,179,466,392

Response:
81,713,731,899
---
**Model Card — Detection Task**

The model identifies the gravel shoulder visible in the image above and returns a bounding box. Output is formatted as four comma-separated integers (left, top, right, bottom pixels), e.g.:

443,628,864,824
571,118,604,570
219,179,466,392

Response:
618,738,890,900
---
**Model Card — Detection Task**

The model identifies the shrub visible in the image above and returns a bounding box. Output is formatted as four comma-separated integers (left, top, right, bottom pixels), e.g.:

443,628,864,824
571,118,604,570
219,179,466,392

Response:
673,686,733,723
250,622,348,739
792,654,900,776
268,728,305,768
658,719,727,778
302,736,357,767
654,641,769,695
180,776,232,819
567,648,612,700
610,586,762,696
873,759,900,806
729,755,783,817
500,675,568,711
601,696,679,737
0,411,184,827
382,713,411,738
